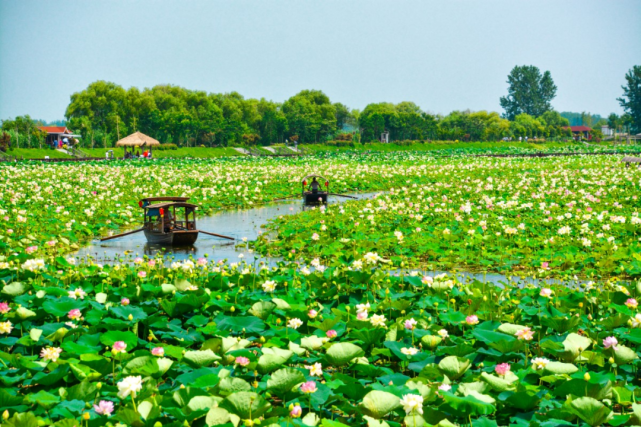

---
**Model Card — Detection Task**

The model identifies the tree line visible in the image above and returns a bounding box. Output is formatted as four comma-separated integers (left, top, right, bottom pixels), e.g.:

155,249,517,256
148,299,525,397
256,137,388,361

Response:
2,65,640,149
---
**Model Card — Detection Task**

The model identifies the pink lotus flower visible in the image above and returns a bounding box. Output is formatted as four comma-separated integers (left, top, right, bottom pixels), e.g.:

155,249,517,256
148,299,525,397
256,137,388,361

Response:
0,302,9,314
357,311,368,320
148,259,156,267
67,309,82,320
151,347,164,357
137,271,147,278
515,327,534,341
94,400,114,416
625,298,638,309
540,288,552,298
112,341,127,354
25,246,37,254
235,356,250,366
121,298,130,306
46,240,56,247
197,258,207,266
133,257,143,264
541,262,549,270
495,363,511,376
326,330,337,338
308,309,318,319
603,336,618,350
290,404,302,418
300,381,317,394
404,318,418,330
465,315,479,325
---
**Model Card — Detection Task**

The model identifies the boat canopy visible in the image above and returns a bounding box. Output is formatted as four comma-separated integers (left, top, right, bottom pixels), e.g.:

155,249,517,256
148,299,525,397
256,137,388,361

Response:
145,202,199,209
301,174,329,187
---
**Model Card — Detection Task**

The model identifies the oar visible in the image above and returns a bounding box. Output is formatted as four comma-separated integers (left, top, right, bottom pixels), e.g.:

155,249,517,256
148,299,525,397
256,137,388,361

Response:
328,193,358,199
100,228,145,242
271,195,298,201
198,230,235,241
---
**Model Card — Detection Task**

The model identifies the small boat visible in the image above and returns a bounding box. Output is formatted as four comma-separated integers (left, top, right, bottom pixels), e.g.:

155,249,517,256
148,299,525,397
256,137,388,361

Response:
302,174,329,206
100,197,234,244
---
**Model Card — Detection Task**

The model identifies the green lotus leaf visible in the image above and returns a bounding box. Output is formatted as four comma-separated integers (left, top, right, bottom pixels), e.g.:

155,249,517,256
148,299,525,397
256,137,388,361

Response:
257,347,293,374
303,412,322,427
559,333,592,362
544,361,579,375
42,298,88,317
613,344,638,365
563,396,613,427
2,282,26,297
360,390,402,419
438,356,471,381
362,416,390,427
184,350,222,367
206,407,240,427
219,392,271,419
325,342,365,366
218,377,252,396
99,330,139,350
248,301,276,320
266,367,306,394
440,391,496,416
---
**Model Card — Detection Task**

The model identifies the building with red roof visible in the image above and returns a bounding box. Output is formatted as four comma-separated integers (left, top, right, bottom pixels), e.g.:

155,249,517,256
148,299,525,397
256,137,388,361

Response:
38,126,81,147
564,125,592,140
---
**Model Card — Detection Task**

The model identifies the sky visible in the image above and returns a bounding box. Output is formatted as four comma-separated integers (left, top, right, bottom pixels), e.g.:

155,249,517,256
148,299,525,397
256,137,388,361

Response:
1,0,640,122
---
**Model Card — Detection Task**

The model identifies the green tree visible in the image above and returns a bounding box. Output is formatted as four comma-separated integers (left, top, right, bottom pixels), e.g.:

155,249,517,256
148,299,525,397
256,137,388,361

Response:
282,90,337,143
617,65,641,133
500,65,557,120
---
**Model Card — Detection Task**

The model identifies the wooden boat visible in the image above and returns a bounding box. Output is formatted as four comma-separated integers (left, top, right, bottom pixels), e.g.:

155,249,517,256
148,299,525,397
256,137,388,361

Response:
302,174,329,206
100,197,234,244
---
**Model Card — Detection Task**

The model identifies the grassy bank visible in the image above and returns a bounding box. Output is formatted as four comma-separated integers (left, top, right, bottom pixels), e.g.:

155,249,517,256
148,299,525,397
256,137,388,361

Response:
6,148,73,159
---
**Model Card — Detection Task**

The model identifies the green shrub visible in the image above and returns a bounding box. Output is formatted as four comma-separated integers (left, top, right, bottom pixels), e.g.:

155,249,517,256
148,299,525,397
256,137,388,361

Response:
156,143,178,151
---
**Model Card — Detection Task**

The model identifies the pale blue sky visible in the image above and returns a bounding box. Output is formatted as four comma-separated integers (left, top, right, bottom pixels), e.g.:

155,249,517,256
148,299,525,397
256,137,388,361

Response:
1,0,639,121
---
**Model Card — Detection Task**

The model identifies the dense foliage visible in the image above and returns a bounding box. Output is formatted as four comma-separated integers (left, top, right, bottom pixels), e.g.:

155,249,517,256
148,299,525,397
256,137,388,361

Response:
3,150,641,427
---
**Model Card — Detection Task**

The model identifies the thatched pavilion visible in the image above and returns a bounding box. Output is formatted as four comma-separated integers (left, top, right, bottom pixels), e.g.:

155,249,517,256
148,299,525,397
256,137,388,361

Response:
115,132,160,158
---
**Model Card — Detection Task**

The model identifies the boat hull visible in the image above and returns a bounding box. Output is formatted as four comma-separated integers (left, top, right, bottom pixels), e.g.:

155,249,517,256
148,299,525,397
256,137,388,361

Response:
304,192,328,206
143,229,199,246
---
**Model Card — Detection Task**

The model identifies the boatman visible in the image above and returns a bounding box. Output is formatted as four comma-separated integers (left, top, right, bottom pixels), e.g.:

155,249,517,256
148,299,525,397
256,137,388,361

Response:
309,177,320,194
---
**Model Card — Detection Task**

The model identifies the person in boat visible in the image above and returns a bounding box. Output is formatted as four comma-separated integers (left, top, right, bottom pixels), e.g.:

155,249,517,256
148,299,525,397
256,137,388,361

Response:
309,177,320,194
163,210,174,233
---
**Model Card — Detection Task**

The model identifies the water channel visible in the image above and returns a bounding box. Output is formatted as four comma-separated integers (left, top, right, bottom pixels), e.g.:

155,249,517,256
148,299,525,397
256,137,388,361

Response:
74,192,597,288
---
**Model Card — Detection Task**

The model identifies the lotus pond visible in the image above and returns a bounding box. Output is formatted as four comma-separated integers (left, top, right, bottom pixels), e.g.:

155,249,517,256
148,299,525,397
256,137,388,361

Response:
2,152,641,427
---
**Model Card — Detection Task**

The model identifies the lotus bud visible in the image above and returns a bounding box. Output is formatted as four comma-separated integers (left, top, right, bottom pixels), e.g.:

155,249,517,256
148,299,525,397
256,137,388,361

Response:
259,336,265,343
609,357,615,364
578,302,583,308
244,420,254,427
345,306,351,312
83,412,90,421
478,362,484,369
434,302,439,307
483,296,488,301
216,295,221,300
184,420,190,427
180,384,185,389
154,422,163,427
230,306,236,312
449,299,456,304
128,314,133,321
400,310,406,315
3,410,9,420
96,382,103,390
584,373,590,381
